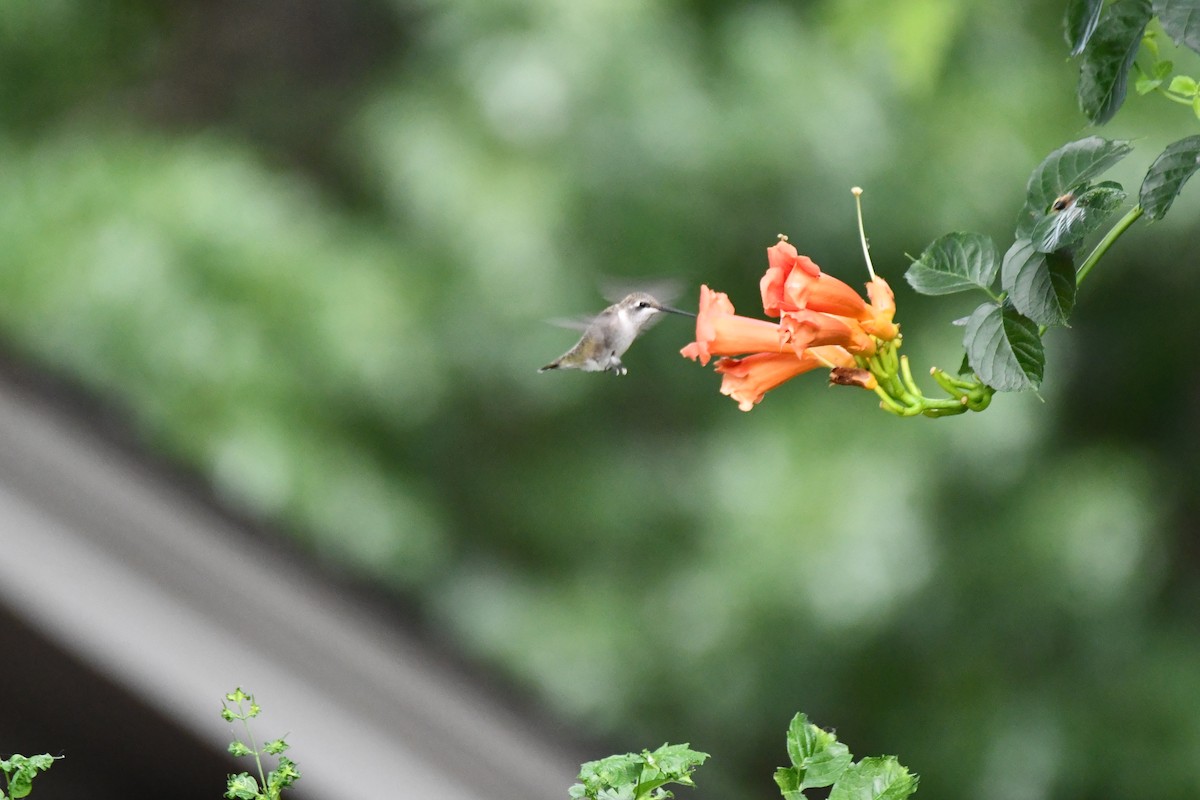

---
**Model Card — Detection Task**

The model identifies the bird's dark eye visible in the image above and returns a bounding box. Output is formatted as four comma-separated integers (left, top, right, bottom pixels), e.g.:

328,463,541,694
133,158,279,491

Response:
638,301,651,309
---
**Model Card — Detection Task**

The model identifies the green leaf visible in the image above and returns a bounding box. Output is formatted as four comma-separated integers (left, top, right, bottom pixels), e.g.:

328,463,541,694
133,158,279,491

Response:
267,756,301,796
228,740,254,758
0,755,58,800
828,757,919,800
904,232,999,295
963,303,1045,392
1135,75,1163,94
644,743,709,780
264,738,290,756
224,772,261,800
571,745,708,800
1168,74,1199,94
1016,137,1133,236
1065,0,1105,55
1028,181,1126,252
774,767,806,800
1139,134,1200,220
1077,0,1153,124
6,777,31,800
1136,59,1173,93
1001,240,1077,327
783,713,853,789
1154,0,1200,54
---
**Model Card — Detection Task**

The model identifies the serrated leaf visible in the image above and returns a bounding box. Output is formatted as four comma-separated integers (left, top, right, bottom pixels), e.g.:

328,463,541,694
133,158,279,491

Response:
644,743,709,786
904,232,998,295
228,740,254,758
264,738,289,755
267,756,301,793
963,303,1045,391
1001,240,1077,327
224,773,260,800
1029,182,1126,251
1016,137,1133,236
828,757,919,800
573,745,707,800
1077,0,1153,124
1065,0,1106,54
1168,74,1199,94
784,713,853,789
1139,134,1200,219
774,767,806,800
1,755,57,800
1154,0,1200,53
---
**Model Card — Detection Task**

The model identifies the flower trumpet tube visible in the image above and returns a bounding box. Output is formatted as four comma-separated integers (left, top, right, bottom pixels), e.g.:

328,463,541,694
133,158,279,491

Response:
680,285,787,366
779,310,875,357
715,346,855,412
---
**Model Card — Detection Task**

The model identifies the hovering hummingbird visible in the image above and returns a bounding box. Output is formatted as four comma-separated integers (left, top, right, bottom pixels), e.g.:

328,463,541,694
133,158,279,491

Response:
539,291,696,375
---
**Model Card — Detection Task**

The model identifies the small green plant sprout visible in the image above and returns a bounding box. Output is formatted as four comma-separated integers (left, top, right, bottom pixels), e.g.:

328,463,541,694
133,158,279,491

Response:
568,743,709,800
221,688,300,800
774,713,917,800
0,753,59,800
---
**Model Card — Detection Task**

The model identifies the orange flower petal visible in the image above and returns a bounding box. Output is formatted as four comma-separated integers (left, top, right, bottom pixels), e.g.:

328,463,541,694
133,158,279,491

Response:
715,351,826,411
807,345,858,369
780,311,876,356
867,276,895,314
681,285,786,366
762,239,821,317
784,268,872,320
862,276,900,340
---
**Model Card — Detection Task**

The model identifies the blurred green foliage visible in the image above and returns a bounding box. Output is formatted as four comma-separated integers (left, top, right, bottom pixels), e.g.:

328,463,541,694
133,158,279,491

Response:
2,1,1200,799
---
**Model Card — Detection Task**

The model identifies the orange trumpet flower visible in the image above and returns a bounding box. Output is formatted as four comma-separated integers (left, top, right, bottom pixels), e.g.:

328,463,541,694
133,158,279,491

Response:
715,345,857,411
680,285,787,366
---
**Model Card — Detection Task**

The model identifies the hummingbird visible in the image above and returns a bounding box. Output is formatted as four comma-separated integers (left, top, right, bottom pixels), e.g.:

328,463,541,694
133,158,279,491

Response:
539,291,696,375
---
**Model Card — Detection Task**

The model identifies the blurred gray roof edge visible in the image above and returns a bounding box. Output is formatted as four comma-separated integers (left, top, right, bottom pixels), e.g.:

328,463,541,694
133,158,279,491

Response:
0,351,586,800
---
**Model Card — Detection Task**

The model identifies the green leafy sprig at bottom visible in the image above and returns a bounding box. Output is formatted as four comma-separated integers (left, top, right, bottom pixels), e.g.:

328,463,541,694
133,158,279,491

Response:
567,713,918,800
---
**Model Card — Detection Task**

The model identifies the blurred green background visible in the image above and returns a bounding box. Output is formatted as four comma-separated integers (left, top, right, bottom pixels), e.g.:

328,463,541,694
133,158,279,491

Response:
3,0,1200,798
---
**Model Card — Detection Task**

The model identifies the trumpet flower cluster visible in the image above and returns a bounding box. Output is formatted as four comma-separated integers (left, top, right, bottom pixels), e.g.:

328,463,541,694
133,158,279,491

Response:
681,235,993,417
680,237,897,411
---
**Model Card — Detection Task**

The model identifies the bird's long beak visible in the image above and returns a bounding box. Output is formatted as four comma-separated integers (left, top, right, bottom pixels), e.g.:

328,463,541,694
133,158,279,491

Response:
656,304,696,318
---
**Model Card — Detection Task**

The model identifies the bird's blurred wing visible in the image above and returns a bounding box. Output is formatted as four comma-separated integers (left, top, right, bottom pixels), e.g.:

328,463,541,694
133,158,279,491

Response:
599,276,685,305
545,315,596,331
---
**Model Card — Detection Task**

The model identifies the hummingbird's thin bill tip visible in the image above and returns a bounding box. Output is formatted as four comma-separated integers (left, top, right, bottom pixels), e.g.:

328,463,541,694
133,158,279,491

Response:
659,305,697,318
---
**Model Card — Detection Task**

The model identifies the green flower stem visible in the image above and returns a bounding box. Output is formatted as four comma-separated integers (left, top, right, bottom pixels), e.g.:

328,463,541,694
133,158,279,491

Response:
1076,204,1144,288
874,384,911,415
898,355,923,398
237,708,268,794
860,339,991,417
1157,89,1196,106
930,368,968,398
